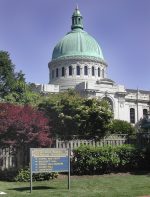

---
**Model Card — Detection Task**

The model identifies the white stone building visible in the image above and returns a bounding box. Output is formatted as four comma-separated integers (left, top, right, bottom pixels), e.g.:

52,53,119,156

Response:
36,7,150,124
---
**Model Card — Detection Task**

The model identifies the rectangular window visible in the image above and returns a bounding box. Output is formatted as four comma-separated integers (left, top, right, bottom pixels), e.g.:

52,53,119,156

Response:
84,66,88,75
92,66,95,76
143,109,148,117
69,66,72,76
52,70,54,79
98,68,100,77
76,66,80,76
56,68,59,77
62,67,65,76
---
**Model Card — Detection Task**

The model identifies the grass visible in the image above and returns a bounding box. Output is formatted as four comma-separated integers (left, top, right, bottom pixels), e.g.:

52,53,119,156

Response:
0,173,150,197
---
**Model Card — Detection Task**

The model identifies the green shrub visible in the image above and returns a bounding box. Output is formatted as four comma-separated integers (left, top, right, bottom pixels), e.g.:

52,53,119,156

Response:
115,145,144,171
71,145,145,175
14,167,58,182
14,168,30,182
109,119,135,135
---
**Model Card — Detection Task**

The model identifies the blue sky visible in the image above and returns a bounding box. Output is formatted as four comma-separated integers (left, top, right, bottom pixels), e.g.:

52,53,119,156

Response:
0,0,150,90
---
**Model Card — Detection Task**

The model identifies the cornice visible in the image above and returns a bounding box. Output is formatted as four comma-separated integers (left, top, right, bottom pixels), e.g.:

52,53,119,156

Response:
49,55,107,66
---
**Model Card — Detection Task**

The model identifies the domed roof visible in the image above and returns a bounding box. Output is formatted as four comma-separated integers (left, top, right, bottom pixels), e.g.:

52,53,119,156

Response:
52,8,104,61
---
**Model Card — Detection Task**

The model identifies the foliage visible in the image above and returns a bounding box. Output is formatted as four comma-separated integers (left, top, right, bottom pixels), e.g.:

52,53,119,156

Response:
0,168,58,182
109,119,135,135
78,98,112,139
14,167,58,182
38,90,112,140
0,50,41,105
14,168,30,182
0,103,51,147
0,103,52,167
3,76,42,105
71,145,145,175
0,51,16,97
4,87,41,106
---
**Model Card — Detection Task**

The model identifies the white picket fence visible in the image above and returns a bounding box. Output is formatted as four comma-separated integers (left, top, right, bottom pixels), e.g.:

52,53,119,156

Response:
55,134,128,149
0,147,16,170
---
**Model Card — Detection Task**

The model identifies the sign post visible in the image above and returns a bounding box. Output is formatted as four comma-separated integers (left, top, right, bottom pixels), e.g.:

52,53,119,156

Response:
68,148,70,190
30,148,33,193
30,148,70,192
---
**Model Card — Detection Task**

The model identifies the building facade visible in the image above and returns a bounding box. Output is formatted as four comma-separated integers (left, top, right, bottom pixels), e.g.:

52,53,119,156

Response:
37,7,150,124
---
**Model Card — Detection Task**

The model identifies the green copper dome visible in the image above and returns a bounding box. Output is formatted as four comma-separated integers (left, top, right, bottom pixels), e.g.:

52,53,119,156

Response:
52,7,104,61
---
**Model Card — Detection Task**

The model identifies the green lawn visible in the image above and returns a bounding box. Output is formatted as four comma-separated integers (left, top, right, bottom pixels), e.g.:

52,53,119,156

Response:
1,173,150,197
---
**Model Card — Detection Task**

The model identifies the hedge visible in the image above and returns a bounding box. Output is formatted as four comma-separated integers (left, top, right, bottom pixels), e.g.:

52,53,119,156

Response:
71,145,148,175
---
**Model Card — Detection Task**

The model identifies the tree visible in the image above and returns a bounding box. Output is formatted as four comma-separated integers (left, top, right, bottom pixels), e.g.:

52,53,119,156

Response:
109,119,135,135
0,51,16,97
39,91,112,140
78,99,112,139
0,51,41,105
0,103,52,167
38,91,83,139
4,86,41,106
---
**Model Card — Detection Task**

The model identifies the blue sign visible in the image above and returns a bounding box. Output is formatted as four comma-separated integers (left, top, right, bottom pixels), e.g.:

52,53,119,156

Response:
30,148,69,173
30,148,70,192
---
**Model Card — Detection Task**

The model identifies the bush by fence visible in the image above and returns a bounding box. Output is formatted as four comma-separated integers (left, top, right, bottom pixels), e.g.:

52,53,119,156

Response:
71,145,149,175
14,168,58,182
0,167,58,182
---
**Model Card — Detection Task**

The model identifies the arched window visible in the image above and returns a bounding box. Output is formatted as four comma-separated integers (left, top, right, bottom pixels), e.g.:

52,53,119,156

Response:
56,68,59,77
69,66,72,76
130,108,135,123
92,66,95,76
143,109,148,117
98,67,100,77
62,67,65,77
102,69,104,78
84,66,88,75
52,70,54,79
76,66,80,76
